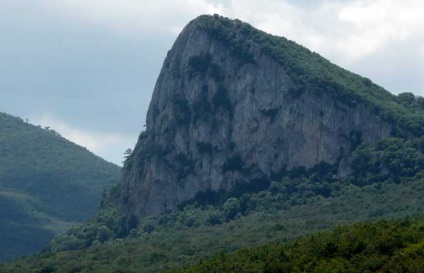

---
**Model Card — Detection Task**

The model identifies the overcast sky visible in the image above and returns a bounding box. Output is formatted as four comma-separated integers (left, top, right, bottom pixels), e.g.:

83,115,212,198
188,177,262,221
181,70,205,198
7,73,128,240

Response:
1,0,423,165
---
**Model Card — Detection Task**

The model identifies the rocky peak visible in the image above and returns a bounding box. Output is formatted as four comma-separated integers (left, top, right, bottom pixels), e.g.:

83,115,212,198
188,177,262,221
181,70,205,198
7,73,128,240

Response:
119,15,399,219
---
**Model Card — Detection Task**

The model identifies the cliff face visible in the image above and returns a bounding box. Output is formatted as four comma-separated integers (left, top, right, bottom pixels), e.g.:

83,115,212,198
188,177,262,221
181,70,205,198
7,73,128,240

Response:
120,15,394,219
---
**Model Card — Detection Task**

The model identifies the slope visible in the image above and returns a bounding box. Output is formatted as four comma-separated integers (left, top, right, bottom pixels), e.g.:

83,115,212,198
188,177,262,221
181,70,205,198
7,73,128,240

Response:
1,176,423,272
2,14,424,272
173,219,424,273
194,15,424,135
0,112,121,261
120,14,424,220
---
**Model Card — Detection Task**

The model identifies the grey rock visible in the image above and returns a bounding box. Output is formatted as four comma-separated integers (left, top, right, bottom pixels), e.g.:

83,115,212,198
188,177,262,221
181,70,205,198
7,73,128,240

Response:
119,16,393,219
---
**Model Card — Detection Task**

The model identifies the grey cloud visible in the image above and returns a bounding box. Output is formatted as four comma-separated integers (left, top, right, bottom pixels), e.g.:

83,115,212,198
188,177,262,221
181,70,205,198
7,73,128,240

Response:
1,0,423,164
0,1,174,134
348,38,424,95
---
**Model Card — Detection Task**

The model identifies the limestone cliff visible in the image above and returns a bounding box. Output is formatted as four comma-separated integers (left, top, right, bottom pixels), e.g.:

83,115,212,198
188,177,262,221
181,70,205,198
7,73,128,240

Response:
120,15,399,219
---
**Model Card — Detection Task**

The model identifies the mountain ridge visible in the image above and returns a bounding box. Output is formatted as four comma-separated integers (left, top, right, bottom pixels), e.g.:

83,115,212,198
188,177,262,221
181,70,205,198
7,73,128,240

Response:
119,14,423,220
2,14,424,272
192,15,424,135
0,111,121,261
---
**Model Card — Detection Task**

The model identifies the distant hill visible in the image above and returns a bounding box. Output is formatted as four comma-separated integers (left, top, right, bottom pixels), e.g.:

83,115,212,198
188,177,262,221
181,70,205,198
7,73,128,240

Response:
2,14,424,272
0,112,121,261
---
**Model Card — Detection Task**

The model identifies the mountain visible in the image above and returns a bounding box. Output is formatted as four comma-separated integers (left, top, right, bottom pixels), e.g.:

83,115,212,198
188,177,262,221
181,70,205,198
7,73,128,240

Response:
2,14,424,272
119,14,424,219
0,112,121,261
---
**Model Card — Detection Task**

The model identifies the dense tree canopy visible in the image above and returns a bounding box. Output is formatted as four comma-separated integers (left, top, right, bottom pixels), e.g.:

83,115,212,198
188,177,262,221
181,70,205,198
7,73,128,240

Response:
2,15,424,272
0,112,121,261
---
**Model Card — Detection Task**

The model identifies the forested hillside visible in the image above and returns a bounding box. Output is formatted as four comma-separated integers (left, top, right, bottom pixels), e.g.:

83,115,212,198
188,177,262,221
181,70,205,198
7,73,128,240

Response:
2,172,423,272
2,14,424,272
0,112,121,261
174,219,424,273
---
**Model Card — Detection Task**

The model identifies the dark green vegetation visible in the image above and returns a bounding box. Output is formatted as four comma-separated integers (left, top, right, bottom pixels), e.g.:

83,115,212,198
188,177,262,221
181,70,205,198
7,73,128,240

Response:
197,15,424,136
2,15,424,272
347,137,424,186
0,112,120,261
174,219,424,273
2,162,423,272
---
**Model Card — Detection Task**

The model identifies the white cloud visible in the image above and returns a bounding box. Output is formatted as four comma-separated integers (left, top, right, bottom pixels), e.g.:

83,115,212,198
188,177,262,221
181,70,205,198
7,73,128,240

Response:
35,0,424,66
3,0,423,168
209,0,424,94
33,114,135,165
336,0,424,61
1,0,423,171
39,0,224,36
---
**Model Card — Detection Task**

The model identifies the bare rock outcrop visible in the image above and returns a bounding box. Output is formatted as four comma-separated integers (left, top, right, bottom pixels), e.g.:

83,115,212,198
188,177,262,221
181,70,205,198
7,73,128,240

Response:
120,15,393,219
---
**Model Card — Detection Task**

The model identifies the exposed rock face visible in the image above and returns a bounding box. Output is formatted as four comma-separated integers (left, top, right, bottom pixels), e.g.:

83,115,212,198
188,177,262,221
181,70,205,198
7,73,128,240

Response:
120,15,393,219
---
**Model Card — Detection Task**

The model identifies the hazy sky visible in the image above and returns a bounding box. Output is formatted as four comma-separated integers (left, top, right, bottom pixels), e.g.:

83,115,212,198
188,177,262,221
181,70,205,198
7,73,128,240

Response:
1,0,423,165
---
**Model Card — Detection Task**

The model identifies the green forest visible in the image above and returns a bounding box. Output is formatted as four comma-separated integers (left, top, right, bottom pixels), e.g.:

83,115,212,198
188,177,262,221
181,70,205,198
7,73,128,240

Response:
3,143,424,273
2,177,423,272
0,112,121,261
174,219,424,273
1,14,424,273
196,15,424,136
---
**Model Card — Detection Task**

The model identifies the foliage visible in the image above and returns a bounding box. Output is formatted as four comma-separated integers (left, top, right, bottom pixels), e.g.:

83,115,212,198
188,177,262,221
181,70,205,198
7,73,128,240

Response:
192,85,211,124
48,203,138,252
212,86,233,115
188,54,212,74
3,15,424,272
187,54,221,80
0,112,121,261
122,149,134,168
196,15,424,136
221,154,244,172
174,219,424,273
347,137,424,186
174,153,195,179
3,172,424,272
4,119,424,270
172,94,192,126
